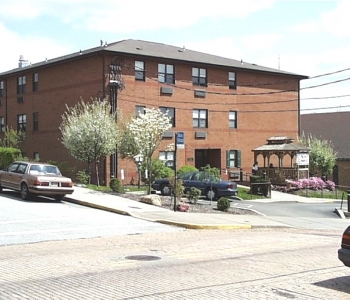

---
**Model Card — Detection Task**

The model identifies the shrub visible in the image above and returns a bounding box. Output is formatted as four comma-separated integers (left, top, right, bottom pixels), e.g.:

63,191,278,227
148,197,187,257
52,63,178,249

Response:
110,178,123,193
217,197,230,212
0,147,22,169
177,165,198,176
140,158,174,184
186,187,201,204
290,177,335,191
201,164,220,179
169,177,185,198
76,170,90,185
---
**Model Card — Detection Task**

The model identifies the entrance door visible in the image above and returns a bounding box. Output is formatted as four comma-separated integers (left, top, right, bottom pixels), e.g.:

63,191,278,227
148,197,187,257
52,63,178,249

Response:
195,149,221,171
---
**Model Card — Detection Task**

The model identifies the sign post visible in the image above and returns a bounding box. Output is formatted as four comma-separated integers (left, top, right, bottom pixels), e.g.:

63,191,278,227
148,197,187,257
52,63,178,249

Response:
173,132,184,212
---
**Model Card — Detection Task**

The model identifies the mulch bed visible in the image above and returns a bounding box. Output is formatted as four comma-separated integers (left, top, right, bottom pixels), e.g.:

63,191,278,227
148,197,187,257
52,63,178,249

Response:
112,192,260,215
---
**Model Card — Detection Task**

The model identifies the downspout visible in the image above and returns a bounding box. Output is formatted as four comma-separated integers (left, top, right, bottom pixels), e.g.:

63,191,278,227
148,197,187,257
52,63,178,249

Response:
5,78,8,130
97,50,107,184
298,79,301,137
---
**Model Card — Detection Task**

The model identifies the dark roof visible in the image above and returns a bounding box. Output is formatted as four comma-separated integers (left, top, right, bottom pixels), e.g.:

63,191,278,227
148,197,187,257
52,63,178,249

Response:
253,137,309,152
0,39,308,78
301,112,350,159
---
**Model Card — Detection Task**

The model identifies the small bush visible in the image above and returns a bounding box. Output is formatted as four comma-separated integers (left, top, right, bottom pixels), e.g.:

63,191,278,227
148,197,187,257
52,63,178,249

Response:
177,165,198,176
169,177,185,198
217,197,230,212
186,187,201,204
290,177,335,191
110,178,123,193
76,170,90,185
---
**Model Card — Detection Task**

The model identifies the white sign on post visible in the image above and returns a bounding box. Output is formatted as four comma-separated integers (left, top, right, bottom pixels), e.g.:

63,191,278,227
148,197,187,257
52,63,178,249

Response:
296,153,309,165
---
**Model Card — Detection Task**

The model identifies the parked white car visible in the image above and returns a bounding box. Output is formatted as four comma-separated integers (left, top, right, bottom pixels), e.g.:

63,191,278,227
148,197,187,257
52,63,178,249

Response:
0,161,74,201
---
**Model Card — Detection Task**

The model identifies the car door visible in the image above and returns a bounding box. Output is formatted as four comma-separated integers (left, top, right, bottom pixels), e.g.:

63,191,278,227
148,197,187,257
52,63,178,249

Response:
1,162,20,189
11,163,28,190
179,172,194,194
183,172,206,194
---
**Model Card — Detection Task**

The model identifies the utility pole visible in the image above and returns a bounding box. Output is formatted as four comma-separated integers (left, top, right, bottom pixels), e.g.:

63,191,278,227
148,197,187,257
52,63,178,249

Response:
109,57,125,180
173,133,178,212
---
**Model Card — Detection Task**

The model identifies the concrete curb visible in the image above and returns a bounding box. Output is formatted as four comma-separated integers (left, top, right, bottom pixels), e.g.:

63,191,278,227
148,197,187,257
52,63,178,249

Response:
64,198,131,216
156,220,252,230
64,198,255,230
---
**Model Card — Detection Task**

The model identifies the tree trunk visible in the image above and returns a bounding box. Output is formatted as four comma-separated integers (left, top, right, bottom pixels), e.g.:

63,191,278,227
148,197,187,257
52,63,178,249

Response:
147,157,152,195
95,161,100,187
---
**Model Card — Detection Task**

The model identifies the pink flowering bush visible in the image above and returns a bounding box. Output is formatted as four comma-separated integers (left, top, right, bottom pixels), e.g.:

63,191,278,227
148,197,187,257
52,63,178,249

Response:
290,177,335,191
177,203,190,212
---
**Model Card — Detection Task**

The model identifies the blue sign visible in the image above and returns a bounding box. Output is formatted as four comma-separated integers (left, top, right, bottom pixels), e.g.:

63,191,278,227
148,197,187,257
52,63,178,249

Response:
176,132,185,149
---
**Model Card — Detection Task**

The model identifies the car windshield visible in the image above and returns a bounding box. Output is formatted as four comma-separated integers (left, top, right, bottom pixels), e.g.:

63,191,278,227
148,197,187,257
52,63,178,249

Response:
29,165,62,175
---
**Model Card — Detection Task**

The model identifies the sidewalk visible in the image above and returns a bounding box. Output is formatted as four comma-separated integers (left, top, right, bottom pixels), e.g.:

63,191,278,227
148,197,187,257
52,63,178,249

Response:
64,186,344,230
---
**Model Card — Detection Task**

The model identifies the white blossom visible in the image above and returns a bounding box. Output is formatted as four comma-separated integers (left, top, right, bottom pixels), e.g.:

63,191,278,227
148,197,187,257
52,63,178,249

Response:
59,98,120,185
126,107,171,193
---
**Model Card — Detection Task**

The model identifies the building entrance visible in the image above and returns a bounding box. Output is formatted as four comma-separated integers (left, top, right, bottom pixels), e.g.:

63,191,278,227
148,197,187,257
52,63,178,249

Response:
195,149,221,171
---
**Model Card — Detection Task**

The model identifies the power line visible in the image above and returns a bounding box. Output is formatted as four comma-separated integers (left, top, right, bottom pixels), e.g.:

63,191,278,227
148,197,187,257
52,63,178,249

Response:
118,94,350,114
122,62,350,96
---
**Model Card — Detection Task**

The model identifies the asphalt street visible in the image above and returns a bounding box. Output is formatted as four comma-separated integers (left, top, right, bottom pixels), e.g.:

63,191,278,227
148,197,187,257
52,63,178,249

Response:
0,191,184,246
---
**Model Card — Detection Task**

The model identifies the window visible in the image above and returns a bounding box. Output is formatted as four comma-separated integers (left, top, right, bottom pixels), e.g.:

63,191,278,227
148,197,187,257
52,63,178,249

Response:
229,111,237,128
192,67,207,86
8,162,19,173
0,81,3,97
229,72,236,89
33,152,40,161
17,114,26,132
0,117,5,133
158,64,174,84
226,150,241,168
135,61,145,81
33,73,38,91
193,109,208,128
159,151,175,169
33,112,39,131
17,76,26,94
17,163,27,174
160,107,175,127
135,105,145,117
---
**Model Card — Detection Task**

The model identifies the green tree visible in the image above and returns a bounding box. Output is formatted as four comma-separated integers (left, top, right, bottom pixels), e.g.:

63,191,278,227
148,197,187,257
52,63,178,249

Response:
298,132,337,176
59,98,120,186
140,158,174,184
117,112,139,160
126,108,172,194
0,126,25,148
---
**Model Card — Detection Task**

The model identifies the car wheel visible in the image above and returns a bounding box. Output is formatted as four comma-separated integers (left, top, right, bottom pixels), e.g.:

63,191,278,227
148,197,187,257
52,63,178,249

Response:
160,184,171,196
0,185,2,192
206,188,218,200
54,195,65,201
20,183,31,200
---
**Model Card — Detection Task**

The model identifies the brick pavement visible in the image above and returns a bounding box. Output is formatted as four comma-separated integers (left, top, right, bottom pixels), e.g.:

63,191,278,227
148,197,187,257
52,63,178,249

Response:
0,228,349,299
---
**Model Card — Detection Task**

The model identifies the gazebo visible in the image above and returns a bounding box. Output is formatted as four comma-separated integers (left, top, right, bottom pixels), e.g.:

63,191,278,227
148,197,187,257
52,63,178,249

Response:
252,136,310,185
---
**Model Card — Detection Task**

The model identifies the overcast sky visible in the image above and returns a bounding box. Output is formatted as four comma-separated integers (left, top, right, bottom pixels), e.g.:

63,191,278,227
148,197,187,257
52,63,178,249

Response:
0,0,349,114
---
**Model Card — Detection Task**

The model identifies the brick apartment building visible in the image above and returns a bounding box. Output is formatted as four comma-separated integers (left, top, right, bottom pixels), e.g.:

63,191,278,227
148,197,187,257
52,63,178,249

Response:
0,39,307,186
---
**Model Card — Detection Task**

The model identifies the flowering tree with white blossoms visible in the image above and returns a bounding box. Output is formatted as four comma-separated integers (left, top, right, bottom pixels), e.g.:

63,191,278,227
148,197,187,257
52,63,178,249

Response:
126,108,171,194
60,98,119,186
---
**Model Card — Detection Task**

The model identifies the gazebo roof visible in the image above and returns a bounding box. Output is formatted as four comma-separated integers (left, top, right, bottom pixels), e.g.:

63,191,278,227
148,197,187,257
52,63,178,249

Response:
252,136,309,152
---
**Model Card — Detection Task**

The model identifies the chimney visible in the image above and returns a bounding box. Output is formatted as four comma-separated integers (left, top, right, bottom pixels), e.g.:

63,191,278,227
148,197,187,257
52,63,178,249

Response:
19,55,30,68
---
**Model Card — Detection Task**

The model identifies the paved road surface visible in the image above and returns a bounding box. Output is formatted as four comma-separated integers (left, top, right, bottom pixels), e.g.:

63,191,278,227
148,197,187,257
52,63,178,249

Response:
0,191,183,246
0,228,349,299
